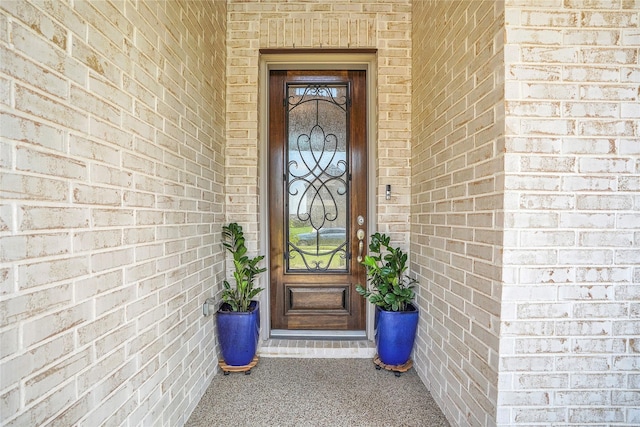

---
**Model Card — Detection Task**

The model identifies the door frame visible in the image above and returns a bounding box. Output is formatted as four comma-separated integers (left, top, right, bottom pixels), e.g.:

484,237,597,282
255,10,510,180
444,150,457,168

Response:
258,50,378,340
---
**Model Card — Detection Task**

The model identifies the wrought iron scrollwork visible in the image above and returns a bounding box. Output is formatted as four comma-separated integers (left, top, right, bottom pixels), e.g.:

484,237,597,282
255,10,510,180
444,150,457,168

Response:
286,84,349,272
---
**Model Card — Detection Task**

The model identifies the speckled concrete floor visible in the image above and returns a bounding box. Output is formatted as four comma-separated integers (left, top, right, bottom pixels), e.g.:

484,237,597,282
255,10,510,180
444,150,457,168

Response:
185,357,450,427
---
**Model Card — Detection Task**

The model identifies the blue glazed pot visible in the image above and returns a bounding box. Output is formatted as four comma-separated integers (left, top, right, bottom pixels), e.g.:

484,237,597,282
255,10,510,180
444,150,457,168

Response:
375,303,419,366
216,300,260,366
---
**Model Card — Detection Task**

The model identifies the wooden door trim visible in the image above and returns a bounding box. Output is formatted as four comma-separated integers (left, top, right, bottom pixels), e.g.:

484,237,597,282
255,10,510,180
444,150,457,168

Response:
260,48,378,55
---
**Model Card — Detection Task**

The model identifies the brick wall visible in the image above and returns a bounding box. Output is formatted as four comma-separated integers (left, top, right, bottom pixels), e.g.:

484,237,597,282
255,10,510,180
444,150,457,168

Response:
412,1,505,426
499,1,640,425
0,1,226,425
413,1,639,426
226,0,412,244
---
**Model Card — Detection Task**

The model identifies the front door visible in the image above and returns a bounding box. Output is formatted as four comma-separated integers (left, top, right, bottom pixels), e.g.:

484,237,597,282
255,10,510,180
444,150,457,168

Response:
269,70,367,331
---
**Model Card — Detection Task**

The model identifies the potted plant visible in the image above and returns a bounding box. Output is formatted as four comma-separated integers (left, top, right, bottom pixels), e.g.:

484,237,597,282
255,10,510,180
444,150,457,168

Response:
216,222,266,368
356,232,419,367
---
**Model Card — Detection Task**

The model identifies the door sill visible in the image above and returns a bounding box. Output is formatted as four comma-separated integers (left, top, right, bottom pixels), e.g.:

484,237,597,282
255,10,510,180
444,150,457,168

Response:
270,329,367,340
258,336,375,359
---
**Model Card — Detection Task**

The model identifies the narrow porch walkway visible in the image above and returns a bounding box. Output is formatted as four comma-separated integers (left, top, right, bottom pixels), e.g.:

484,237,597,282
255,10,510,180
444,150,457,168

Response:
185,341,449,427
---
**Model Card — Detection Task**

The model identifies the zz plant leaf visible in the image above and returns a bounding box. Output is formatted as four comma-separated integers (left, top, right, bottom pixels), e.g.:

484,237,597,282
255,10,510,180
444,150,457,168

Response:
355,232,417,312
221,222,266,312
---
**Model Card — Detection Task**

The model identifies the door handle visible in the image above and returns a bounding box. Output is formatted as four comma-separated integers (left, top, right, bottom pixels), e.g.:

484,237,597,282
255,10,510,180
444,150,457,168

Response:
356,229,365,262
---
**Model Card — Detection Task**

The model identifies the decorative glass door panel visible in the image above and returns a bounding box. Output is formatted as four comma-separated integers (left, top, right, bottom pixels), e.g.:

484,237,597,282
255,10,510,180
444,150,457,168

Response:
269,70,367,331
286,84,349,272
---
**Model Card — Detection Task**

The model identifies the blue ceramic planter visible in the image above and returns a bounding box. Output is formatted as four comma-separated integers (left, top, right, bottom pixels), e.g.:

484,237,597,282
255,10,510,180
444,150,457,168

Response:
375,303,419,366
216,301,260,366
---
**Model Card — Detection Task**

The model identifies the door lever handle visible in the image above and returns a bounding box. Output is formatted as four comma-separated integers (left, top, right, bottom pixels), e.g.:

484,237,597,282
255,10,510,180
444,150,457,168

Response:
356,229,365,262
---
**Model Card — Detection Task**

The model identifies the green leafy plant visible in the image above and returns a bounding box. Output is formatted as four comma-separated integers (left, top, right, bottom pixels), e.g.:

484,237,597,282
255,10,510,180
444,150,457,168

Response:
355,232,417,312
221,222,266,312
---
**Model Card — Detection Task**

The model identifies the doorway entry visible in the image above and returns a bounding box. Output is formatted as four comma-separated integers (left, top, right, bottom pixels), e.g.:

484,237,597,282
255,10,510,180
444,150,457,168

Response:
268,69,368,334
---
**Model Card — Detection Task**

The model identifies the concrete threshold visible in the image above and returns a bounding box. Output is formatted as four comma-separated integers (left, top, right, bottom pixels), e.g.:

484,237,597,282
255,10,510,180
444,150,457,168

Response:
258,338,376,358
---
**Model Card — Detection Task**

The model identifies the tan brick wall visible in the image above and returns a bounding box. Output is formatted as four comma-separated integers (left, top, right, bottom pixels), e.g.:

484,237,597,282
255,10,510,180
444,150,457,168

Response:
226,0,412,244
0,1,226,425
412,1,505,426
413,1,639,426
499,1,640,425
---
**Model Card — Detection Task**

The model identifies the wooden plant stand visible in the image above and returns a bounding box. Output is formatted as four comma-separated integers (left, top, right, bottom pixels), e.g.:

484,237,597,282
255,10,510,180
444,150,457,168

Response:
373,355,413,377
219,355,259,375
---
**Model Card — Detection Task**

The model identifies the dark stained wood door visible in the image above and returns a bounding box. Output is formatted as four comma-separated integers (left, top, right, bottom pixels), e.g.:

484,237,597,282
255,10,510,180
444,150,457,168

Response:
269,70,367,330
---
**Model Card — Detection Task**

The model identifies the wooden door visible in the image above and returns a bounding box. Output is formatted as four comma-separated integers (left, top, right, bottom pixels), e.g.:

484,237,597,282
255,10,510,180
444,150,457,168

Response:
269,70,367,331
